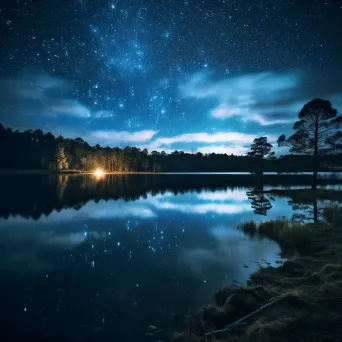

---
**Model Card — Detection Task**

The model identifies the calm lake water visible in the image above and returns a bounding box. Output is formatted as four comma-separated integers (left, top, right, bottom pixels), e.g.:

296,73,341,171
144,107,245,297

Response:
0,174,336,341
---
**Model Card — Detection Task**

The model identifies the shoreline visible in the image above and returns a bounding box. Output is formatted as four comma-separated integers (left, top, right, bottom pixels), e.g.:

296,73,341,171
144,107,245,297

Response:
171,210,342,342
0,169,161,175
0,169,341,175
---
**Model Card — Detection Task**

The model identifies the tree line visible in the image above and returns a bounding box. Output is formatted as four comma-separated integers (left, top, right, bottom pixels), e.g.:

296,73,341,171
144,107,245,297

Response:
0,98,341,175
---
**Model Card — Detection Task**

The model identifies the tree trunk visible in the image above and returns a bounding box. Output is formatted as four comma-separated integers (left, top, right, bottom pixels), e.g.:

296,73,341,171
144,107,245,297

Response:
255,158,263,186
313,169,318,190
313,118,318,189
313,197,318,223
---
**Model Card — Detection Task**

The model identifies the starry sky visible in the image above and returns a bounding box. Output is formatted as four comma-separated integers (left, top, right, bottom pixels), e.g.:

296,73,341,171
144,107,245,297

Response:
1,0,342,155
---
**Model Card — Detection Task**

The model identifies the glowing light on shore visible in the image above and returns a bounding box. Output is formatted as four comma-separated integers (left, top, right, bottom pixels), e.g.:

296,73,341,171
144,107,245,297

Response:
94,168,105,177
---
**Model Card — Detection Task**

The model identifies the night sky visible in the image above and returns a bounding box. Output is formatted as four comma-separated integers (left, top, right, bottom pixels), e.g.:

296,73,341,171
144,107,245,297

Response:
1,0,342,154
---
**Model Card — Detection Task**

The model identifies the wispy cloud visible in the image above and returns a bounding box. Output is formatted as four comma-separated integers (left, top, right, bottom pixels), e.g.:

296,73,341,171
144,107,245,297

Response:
147,197,252,215
0,73,114,122
157,132,257,145
197,190,248,202
179,71,301,126
89,130,158,144
50,100,113,119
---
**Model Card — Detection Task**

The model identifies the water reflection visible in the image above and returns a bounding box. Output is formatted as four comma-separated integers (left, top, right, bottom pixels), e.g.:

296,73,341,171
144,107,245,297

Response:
247,188,273,216
268,187,342,223
0,174,326,341
0,173,337,220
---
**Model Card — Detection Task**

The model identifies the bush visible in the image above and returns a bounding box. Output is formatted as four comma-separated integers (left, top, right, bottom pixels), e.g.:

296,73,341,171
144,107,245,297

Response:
258,219,289,240
258,219,313,254
237,221,257,237
237,218,314,255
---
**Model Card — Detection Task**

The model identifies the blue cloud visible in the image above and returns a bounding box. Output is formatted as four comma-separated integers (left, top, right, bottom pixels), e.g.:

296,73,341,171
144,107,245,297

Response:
0,73,114,126
179,71,301,125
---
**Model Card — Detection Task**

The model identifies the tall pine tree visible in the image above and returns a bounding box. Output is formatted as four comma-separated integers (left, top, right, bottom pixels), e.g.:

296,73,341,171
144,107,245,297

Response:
278,98,342,188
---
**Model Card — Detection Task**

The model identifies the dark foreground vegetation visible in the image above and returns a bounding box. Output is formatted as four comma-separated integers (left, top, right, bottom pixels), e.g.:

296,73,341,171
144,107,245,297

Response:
172,207,342,342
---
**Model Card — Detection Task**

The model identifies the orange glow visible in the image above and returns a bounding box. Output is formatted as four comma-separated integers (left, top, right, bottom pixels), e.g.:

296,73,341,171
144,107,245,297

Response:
93,168,105,177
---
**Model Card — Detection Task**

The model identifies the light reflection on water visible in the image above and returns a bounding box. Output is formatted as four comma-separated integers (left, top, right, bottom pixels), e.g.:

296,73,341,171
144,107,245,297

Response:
0,174,330,341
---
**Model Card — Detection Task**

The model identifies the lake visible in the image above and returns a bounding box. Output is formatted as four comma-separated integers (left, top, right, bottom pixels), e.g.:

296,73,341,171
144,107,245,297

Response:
0,174,338,341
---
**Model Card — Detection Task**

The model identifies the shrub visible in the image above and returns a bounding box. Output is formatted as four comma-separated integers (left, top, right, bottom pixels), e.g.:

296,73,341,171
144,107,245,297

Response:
237,221,257,237
258,219,289,240
258,219,313,254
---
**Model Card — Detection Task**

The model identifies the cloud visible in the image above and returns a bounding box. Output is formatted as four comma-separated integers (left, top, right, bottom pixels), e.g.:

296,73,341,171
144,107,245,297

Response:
211,103,299,125
0,72,114,125
6,73,68,99
179,72,314,126
50,100,113,119
197,190,248,202
89,130,158,144
148,198,252,215
157,132,257,145
138,131,277,155
46,232,106,249
50,100,90,118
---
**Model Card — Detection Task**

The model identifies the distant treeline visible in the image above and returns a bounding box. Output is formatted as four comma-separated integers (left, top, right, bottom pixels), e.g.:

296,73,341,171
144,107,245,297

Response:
1,123,341,173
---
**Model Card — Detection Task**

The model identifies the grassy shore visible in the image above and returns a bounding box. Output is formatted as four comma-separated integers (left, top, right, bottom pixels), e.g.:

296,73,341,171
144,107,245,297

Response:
172,207,342,342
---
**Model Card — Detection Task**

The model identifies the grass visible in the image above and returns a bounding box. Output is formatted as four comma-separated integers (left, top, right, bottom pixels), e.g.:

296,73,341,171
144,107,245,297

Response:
171,210,342,342
239,218,314,255
237,221,257,237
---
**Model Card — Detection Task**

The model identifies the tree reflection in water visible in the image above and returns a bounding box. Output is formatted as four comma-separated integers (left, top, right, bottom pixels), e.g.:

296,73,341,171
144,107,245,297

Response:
0,173,340,220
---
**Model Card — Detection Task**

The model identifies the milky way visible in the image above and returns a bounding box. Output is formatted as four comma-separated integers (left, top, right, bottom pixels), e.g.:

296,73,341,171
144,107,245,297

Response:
1,0,342,154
